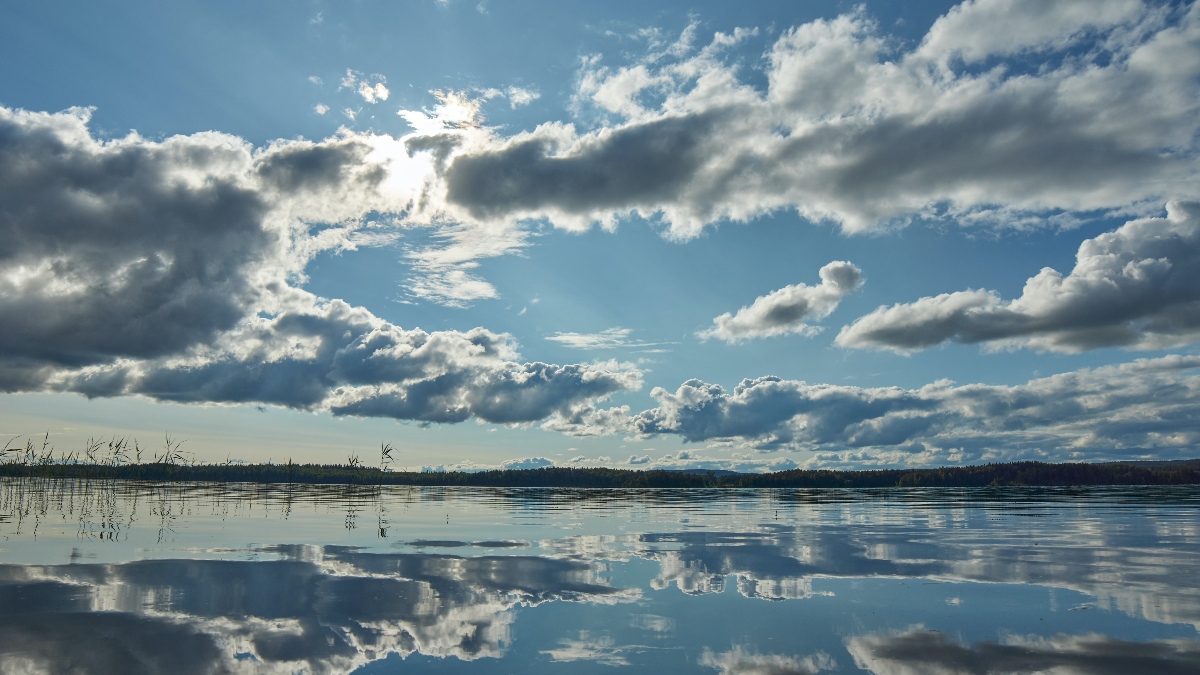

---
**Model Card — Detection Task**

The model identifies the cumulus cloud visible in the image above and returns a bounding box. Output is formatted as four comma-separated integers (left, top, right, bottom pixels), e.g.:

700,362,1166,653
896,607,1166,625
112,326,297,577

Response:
540,402,636,437
500,457,554,470
628,355,1200,462
847,628,1200,675
313,103,330,115
0,106,641,431
438,1,1200,238
700,261,862,342
838,202,1200,353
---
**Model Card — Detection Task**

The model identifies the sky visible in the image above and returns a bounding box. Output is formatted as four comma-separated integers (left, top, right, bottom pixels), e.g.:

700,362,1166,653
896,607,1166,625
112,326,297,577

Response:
1,0,1199,472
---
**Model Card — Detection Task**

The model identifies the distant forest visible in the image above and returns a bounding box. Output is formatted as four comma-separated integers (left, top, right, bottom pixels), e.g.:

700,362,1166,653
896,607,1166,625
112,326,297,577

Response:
3,460,1200,488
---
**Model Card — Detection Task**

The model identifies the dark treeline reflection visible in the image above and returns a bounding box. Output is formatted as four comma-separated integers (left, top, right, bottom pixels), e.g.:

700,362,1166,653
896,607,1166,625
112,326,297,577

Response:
2,478,1200,673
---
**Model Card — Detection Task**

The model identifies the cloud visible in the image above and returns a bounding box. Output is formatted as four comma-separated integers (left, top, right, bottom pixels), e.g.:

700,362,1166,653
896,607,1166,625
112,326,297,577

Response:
359,81,390,103
340,69,390,103
916,0,1144,64
0,106,641,430
313,103,330,115
627,454,650,464
437,2,1200,238
506,86,540,108
838,202,1200,353
630,450,800,474
308,75,323,85
500,456,554,470
247,1,1200,306
546,327,673,350
629,355,1200,461
700,261,862,342
700,646,836,675
541,403,636,437
847,628,1200,675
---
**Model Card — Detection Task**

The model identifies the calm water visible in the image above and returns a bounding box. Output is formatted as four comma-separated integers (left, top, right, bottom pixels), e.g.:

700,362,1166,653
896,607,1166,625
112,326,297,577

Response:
2,479,1200,674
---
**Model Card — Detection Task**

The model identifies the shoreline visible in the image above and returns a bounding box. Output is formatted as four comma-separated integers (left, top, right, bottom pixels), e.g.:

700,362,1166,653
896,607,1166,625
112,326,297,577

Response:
2,460,1199,489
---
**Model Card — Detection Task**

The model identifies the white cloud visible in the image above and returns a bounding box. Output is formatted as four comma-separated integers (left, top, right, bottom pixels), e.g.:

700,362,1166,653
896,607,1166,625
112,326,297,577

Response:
441,3,1200,239
629,355,1200,462
837,202,1200,353
500,457,554,470
342,108,356,120
541,403,635,437
313,103,330,115
546,327,673,350
916,0,1144,64
359,81,390,103
506,86,540,108
339,69,390,104
700,261,862,342
627,454,650,464
308,75,323,85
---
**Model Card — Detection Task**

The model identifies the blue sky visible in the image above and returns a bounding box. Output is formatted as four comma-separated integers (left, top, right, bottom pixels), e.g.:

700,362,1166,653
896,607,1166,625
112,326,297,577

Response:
2,0,1199,471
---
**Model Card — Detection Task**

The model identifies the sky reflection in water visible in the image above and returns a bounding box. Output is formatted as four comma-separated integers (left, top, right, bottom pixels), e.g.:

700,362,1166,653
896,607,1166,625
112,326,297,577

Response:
1,479,1199,674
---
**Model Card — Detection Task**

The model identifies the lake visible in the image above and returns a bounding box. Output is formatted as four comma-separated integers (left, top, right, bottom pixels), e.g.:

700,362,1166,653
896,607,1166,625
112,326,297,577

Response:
1,478,1199,674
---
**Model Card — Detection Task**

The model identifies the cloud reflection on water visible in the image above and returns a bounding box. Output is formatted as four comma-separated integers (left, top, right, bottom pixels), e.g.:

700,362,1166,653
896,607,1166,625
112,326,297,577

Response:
0,547,636,674
2,481,1200,673
847,627,1200,675
563,516,1200,629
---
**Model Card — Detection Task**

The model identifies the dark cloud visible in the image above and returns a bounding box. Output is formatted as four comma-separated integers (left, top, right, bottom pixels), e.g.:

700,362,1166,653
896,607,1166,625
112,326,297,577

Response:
838,202,1200,353
0,107,273,372
847,629,1200,675
330,360,638,425
445,112,721,221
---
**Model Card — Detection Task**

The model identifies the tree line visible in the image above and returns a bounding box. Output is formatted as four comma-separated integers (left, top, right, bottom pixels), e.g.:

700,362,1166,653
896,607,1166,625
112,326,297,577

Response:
2,460,1198,488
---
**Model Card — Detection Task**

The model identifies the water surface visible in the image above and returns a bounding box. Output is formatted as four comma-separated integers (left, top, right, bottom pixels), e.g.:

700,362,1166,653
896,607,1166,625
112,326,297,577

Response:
2,479,1199,673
